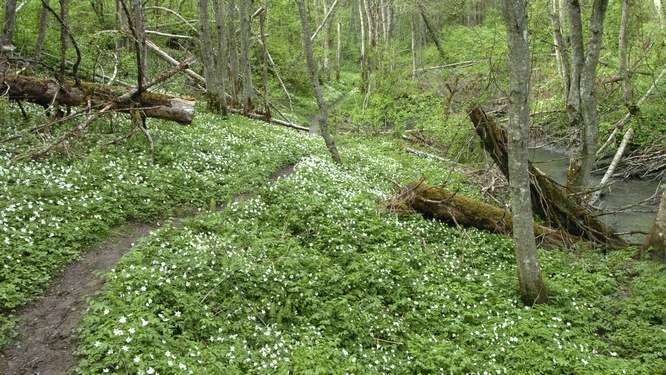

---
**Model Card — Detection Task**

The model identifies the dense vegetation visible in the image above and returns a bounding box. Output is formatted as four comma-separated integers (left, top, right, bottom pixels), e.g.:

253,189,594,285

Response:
1,0,665,373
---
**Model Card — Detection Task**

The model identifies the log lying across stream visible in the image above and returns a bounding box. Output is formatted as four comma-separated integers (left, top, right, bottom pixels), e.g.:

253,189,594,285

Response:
3,75,195,124
468,108,626,248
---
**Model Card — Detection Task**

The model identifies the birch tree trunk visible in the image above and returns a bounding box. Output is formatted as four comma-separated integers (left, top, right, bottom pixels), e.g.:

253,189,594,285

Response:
198,0,224,112
239,0,253,114
213,0,228,115
1,0,18,50
35,0,50,59
296,0,342,165
358,0,368,92
502,0,548,305
411,15,417,80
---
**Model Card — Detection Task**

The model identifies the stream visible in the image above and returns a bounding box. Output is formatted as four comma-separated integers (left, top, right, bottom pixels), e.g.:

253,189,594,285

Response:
528,146,660,245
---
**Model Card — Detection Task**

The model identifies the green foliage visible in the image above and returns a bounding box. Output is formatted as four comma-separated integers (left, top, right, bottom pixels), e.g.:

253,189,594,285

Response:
74,125,665,373
0,111,321,347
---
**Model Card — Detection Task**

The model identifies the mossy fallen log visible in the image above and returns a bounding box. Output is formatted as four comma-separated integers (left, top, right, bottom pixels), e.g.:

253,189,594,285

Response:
3,75,195,124
404,182,573,247
469,108,626,248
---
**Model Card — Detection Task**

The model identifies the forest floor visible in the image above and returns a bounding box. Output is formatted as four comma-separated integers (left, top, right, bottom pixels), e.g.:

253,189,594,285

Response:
0,105,664,374
0,163,297,375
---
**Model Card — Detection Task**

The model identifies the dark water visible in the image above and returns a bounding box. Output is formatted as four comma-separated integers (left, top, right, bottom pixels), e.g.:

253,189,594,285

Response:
528,147,660,244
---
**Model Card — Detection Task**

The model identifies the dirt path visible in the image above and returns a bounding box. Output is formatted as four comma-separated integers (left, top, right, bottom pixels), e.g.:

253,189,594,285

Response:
0,164,296,375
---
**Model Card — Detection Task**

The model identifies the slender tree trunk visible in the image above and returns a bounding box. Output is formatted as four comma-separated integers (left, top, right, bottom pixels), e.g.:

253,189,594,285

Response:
227,0,240,107
296,0,342,165
565,0,584,189
549,0,570,99
502,0,548,305
644,187,666,260
358,0,368,92
411,15,417,80
618,0,632,105
131,0,147,91
417,0,446,62
213,0,228,115
259,6,270,120
322,0,330,80
35,0,50,59
336,21,341,81
198,0,223,112
1,0,18,50
239,0,253,114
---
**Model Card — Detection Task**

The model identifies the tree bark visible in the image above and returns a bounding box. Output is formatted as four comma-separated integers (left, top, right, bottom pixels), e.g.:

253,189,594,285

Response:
259,5,270,120
549,0,570,100
1,0,18,50
213,0,228,114
296,0,342,165
4,75,196,124
227,0,240,107
566,0,609,193
239,0,253,114
131,0,147,91
335,21,341,81
59,0,70,81
618,0,632,105
470,108,626,248
35,0,50,59
198,0,224,112
358,0,368,92
502,0,548,305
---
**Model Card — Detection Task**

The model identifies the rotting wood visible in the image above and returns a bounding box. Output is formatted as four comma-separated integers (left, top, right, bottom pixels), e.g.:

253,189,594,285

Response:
391,181,573,248
3,74,195,124
469,107,626,248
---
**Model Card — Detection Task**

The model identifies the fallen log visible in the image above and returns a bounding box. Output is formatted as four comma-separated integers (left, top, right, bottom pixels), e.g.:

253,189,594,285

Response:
469,108,626,248
400,182,573,247
3,75,195,124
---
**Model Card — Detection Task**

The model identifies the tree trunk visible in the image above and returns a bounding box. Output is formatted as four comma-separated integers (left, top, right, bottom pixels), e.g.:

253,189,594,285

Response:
213,0,228,114
470,108,626,248
566,0,609,193
1,0,18,50
59,0,70,81
502,0,548,305
335,21,341,81
239,0,253,114
618,0,632,105
411,14,417,80
227,0,240,107
644,188,666,261
322,0,331,80
35,0,50,59
131,0,147,91
417,0,446,62
296,0,342,165
198,0,223,112
358,0,368,92
549,0,570,99
259,5,270,120
4,75,196,123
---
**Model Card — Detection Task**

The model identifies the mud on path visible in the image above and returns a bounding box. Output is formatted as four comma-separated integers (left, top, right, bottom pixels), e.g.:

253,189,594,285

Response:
0,164,297,375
